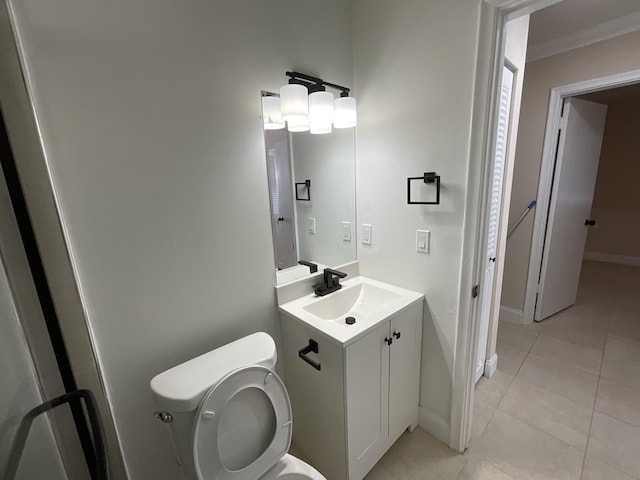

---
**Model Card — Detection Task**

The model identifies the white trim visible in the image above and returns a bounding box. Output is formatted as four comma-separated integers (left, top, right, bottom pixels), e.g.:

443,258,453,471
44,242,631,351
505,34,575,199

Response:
523,68,640,325
418,407,450,445
584,252,640,267
484,353,498,378
499,306,525,324
451,0,566,457
450,1,505,454
527,12,640,63
451,0,553,455
475,362,484,384
487,0,562,18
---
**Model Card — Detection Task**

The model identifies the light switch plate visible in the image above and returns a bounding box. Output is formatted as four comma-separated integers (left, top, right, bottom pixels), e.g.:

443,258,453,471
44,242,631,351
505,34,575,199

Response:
342,222,352,241
308,218,316,234
417,230,430,253
362,224,372,245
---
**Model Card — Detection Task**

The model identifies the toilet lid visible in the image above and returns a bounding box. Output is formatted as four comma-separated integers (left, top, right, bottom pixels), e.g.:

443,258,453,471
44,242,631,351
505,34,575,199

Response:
192,365,292,480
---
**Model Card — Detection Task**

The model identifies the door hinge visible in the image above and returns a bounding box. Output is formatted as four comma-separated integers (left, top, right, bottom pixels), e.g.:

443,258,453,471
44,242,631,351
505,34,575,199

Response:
559,116,567,130
472,284,480,299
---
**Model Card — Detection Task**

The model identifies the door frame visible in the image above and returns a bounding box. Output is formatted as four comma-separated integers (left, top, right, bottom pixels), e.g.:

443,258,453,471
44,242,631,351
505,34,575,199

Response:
1,2,128,477
475,64,515,384
523,68,640,323
454,0,640,453
450,0,562,453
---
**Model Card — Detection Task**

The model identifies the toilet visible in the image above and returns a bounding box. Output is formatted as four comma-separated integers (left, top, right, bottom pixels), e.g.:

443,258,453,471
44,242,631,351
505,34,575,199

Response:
149,332,326,480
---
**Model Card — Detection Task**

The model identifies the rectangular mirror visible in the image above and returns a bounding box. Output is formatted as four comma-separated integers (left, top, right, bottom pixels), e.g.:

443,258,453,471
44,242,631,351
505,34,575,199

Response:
262,93,356,285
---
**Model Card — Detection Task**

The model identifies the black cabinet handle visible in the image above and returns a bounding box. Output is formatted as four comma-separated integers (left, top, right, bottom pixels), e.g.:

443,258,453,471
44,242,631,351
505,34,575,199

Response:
385,337,393,346
393,331,401,340
298,339,321,371
585,219,596,226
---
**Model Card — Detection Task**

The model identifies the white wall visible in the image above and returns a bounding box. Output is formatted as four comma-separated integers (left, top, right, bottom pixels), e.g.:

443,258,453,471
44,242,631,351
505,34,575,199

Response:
0,254,67,480
7,0,353,478
292,129,356,267
353,0,484,441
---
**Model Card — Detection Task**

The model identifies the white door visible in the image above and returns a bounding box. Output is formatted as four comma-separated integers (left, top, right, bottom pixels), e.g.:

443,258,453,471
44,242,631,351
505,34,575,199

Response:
535,97,607,321
388,308,420,442
265,129,297,270
476,66,513,383
346,322,389,480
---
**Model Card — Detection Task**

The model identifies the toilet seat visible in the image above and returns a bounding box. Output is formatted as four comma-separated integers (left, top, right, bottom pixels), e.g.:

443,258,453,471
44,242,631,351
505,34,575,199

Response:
261,454,326,479
192,365,292,480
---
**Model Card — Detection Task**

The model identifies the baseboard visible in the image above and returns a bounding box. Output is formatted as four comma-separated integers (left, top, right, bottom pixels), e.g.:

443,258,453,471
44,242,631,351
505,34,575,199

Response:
499,306,525,325
584,252,640,267
484,353,498,378
418,407,450,446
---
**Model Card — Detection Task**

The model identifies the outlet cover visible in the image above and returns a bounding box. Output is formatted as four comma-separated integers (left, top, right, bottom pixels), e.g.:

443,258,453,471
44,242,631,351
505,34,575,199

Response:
308,218,316,234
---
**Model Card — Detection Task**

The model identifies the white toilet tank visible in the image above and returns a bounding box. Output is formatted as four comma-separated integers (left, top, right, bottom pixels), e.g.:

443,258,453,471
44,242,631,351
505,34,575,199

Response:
150,332,278,477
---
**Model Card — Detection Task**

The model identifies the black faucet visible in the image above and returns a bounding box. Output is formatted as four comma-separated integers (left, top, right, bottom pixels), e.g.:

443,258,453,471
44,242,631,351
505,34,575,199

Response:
313,268,347,296
298,260,318,274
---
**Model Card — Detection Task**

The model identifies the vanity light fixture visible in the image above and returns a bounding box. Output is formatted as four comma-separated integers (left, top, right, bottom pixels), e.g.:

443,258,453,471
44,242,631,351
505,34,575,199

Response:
279,71,357,134
286,115,310,133
261,95,285,130
309,91,334,135
334,96,357,129
280,83,308,123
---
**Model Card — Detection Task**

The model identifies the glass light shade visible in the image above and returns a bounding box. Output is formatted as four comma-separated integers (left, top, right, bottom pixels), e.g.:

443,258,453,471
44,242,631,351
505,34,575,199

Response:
261,96,285,130
309,91,334,124
334,96,357,128
310,122,332,135
280,84,308,122
287,116,310,132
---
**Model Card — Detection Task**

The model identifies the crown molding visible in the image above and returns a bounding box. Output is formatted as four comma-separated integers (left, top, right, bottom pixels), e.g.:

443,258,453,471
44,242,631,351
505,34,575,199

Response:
527,11,640,63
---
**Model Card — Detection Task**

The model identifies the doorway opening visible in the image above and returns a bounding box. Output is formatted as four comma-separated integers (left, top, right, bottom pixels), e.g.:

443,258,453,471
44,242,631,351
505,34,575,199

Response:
467,2,640,476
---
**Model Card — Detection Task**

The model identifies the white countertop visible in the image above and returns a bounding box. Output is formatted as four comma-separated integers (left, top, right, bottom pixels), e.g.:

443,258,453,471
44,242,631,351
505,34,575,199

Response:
278,276,424,346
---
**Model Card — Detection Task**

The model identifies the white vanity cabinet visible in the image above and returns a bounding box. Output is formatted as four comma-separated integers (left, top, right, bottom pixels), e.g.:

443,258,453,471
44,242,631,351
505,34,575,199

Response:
280,300,423,480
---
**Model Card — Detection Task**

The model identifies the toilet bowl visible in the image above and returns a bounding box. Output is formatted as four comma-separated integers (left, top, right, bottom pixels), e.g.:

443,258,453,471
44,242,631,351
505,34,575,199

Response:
149,332,326,480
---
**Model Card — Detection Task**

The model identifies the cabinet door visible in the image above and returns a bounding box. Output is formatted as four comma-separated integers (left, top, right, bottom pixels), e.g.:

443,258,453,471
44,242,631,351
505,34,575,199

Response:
388,304,422,442
281,316,348,480
345,322,390,480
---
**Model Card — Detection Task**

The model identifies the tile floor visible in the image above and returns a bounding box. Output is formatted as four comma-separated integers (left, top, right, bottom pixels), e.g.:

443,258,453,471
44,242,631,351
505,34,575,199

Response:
360,260,640,479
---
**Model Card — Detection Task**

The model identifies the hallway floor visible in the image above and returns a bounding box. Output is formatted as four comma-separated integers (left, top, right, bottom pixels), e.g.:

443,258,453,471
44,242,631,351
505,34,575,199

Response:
364,260,640,479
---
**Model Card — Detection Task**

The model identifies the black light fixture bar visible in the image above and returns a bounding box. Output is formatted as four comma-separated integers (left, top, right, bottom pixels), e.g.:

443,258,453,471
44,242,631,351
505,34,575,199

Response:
286,71,351,97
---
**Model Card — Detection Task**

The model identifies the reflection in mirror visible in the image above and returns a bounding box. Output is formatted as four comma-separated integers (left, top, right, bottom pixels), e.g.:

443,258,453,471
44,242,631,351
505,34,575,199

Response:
262,94,356,285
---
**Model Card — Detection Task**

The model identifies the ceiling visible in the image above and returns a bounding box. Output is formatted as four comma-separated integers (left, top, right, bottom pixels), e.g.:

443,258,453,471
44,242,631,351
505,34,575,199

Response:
527,0,640,61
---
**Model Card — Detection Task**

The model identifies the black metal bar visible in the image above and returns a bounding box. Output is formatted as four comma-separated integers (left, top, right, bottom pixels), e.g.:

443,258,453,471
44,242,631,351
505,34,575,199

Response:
286,71,350,96
0,111,99,476
4,389,110,480
298,339,321,371
407,172,440,205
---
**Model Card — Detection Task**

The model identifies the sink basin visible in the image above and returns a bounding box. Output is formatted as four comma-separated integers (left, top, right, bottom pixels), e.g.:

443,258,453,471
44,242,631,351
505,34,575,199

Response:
279,276,423,346
303,283,403,320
